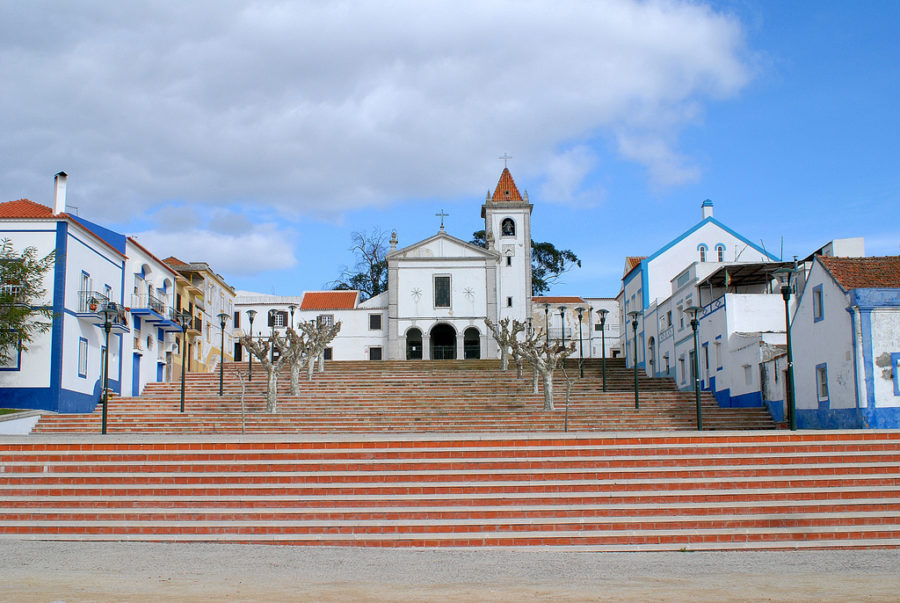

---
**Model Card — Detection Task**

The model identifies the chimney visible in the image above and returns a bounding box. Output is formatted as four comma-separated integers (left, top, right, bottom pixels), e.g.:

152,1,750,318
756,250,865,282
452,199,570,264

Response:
53,171,68,215
701,199,714,220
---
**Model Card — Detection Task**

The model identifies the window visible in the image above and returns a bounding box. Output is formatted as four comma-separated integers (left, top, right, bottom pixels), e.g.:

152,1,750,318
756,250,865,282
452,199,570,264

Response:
698,244,708,262
274,312,286,327
369,347,383,360
678,306,684,330
501,218,516,236
679,357,686,384
594,323,603,332
506,296,513,308
506,256,512,266
434,275,450,308
666,310,672,328
716,244,725,262
812,285,824,322
892,353,900,396
317,314,334,328
369,313,382,330
816,364,829,399
78,338,88,377
323,348,333,360
233,311,240,328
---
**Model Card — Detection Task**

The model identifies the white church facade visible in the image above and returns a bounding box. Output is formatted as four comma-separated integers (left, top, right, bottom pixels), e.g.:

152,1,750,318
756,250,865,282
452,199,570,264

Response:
235,167,535,361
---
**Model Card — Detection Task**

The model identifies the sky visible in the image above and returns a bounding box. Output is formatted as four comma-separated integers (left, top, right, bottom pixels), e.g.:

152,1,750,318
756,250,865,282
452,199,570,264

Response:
2,1,898,298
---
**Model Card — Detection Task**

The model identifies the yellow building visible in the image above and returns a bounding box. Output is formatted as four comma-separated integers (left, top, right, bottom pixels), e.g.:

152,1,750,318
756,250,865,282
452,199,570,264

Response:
163,257,236,377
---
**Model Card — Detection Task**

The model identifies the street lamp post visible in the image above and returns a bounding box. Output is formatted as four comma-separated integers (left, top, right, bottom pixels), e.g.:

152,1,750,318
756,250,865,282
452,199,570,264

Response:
775,264,799,430
543,303,550,346
558,306,566,369
597,309,609,392
176,310,191,413
576,307,585,378
98,302,117,434
288,304,296,330
217,312,230,396
246,309,256,382
628,310,641,410
686,305,703,431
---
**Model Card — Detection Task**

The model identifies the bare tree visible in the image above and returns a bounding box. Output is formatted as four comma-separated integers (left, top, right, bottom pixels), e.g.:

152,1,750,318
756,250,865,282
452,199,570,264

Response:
282,328,316,395
520,339,576,410
484,317,525,371
328,229,389,301
296,320,342,381
239,333,290,413
511,325,544,380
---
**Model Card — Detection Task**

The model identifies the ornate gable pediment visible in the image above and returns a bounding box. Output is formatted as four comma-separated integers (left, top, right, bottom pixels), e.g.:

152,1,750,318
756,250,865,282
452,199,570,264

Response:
388,231,498,261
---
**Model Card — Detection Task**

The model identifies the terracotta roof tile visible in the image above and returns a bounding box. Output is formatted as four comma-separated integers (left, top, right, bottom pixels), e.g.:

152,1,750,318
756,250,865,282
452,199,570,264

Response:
819,255,900,290
533,296,587,305
491,168,524,202
301,290,359,310
0,199,59,219
623,256,646,277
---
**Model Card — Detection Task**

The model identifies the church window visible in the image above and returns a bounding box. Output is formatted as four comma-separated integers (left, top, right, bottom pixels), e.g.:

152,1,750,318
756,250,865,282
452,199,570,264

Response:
506,256,512,266
369,347,383,361
434,275,451,308
698,244,708,262
716,244,725,262
501,218,516,237
323,348,333,360
369,313,382,330
506,296,513,307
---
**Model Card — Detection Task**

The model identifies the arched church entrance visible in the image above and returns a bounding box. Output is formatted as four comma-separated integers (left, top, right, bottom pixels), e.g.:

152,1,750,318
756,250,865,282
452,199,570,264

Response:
430,324,456,360
463,327,481,359
406,328,423,360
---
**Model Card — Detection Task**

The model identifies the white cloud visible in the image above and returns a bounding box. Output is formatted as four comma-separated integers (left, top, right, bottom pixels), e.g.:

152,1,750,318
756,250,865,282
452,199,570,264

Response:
0,0,749,219
134,223,298,277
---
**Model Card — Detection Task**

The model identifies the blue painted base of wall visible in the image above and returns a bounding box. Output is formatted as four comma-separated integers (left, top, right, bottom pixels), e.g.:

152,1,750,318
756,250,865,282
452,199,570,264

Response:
765,399,786,423
798,404,900,429
0,384,108,414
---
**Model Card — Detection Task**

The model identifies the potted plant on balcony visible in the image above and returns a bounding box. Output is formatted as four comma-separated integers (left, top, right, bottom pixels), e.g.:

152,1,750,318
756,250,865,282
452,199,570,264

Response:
88,297,98,312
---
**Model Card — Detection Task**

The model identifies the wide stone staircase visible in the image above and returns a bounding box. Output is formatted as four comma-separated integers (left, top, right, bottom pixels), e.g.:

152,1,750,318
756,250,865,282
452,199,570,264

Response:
32,359,775,434
1,432,898,550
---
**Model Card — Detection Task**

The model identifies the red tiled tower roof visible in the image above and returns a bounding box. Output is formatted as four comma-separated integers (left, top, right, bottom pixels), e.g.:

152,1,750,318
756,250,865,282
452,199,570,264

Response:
819,255,900,290
491,168,524,202
0,199,59,218
300,290,359,310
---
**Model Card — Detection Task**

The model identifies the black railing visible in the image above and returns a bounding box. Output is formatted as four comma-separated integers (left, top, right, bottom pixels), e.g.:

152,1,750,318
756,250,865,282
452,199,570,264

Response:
131,292,167,315
78,290,109,313
432,345,456,360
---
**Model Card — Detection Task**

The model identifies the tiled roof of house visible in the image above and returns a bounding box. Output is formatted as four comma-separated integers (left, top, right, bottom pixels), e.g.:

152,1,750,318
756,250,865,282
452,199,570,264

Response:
301,290,359,310
819,255,900,290
623,256,646,277
0,198,60,219
532,296,587,305
491,168,524,202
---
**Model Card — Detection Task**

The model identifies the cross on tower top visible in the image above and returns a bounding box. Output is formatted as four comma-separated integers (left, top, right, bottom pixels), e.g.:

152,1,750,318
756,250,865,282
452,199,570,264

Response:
435,209,449,231
498,153,513,168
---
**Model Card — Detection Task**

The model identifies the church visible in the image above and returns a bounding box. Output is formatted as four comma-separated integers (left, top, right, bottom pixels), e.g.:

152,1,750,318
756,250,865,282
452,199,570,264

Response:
234,167,535,361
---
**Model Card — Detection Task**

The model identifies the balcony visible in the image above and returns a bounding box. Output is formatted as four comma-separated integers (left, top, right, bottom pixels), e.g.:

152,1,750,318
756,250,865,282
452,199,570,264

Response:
76,291,129,332
131,293,182,332
0,283,25,306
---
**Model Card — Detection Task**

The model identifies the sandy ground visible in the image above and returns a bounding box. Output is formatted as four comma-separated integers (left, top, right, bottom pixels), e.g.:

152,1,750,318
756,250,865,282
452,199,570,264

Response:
1,542,899,602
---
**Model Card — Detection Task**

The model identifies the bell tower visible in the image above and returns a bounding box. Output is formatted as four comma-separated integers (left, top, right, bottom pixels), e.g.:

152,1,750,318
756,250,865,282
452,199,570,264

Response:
481,165,533,323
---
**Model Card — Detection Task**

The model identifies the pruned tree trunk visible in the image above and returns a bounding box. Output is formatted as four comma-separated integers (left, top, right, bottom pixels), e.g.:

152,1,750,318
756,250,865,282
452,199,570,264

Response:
542,370,554,410
265,366,278,413
290,362,301,395
532,366,540,394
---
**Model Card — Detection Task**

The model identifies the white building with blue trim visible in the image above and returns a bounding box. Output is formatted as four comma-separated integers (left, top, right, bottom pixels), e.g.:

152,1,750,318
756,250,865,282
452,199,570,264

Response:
620,200,780,372
1,174,182,413
790,254,900,428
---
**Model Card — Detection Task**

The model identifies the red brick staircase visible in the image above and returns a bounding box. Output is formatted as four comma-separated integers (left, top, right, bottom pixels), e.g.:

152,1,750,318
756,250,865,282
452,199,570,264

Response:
32,359,774,434
1,432,898,550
